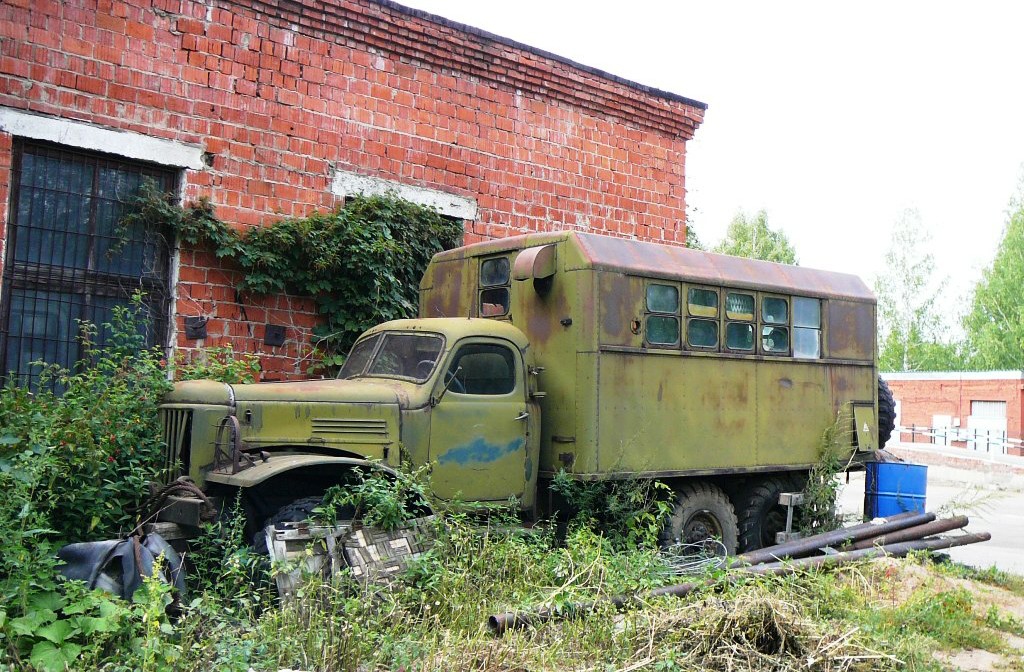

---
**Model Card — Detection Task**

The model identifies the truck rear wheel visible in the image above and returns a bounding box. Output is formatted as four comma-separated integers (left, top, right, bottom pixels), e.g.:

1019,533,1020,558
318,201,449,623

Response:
659,482,738,555
736,476,801,552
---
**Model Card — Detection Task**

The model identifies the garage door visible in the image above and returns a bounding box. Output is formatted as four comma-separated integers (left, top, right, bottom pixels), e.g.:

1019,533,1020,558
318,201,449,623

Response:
967,400,1007,453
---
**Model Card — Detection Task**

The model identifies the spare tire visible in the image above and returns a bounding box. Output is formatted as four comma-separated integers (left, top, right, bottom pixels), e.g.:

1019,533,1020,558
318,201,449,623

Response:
877,376,896,447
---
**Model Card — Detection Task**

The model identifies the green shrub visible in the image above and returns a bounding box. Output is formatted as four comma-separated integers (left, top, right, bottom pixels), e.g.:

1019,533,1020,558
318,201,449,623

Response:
550,470,673,548
174,346,261,384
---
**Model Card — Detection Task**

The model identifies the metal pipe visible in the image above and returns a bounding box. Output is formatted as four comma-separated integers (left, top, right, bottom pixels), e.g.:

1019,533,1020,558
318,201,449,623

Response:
749,532,991,574
848,515,969,550
731,510,935,566
487,530,991,635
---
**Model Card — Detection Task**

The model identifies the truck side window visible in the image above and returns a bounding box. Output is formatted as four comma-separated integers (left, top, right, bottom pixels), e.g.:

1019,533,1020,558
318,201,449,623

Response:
761,296,790,354
479,257,511,317
725,292,754,351
445,343,516,395
686,287,719,350
645,283,680,346
793,296,821,359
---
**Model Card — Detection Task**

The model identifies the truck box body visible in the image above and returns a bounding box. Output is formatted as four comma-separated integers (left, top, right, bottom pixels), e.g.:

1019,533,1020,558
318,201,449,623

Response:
420,231,878,481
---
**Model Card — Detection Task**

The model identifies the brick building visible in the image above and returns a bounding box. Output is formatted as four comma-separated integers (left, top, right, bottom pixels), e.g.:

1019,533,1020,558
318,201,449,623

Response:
883,371,1024,456
0,0,706,383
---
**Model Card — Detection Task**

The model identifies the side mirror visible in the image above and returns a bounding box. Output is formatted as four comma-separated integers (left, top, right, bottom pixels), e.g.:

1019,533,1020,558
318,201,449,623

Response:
430,365,463,407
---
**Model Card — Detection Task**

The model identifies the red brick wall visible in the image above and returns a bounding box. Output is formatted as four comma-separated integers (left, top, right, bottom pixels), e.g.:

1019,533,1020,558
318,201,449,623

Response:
0,0,705,378
885,376,1024,442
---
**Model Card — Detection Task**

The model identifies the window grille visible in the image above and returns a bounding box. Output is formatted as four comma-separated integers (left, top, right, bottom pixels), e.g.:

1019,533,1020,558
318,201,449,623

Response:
0,141,176,390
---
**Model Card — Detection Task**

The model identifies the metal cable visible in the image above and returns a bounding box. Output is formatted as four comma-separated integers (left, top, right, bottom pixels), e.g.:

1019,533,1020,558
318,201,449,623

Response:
659,540,729,576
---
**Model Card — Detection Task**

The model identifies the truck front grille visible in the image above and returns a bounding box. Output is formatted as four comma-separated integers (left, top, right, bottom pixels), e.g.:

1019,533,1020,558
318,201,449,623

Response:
160,408,193,481
311,417,390,444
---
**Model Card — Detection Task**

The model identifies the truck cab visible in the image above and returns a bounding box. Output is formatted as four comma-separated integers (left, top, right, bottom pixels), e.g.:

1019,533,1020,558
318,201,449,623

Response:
160,319,541,531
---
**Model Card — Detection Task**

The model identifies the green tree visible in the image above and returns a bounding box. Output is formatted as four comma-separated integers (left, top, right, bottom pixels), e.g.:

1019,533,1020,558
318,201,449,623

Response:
874,209,961,371
713,209,798,264
963,185,1024,369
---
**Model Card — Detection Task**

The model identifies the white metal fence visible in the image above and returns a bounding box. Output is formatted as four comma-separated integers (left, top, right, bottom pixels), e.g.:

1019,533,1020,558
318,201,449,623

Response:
896,425,1019,455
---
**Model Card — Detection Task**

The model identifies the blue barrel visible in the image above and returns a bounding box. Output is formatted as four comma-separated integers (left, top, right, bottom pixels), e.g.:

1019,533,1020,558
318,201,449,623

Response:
864,462,927,518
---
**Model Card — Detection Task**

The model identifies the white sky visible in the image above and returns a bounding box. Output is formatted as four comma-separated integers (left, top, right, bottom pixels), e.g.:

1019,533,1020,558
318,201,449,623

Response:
396,0,1024,309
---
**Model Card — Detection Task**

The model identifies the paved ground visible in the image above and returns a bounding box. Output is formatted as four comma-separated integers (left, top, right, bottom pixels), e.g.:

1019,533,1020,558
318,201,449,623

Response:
837,442,1024,575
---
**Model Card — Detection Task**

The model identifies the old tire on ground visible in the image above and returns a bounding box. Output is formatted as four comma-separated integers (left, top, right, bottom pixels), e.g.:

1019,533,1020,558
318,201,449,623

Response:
659,482,738,555
878,377,896,447
736,476,801,553
251,496,324,555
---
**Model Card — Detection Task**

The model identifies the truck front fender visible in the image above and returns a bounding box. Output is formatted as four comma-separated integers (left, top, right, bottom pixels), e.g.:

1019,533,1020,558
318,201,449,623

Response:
204,454,397,489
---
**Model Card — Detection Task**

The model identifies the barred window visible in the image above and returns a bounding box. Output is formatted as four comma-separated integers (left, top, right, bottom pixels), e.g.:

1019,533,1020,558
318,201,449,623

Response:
0,141,176,390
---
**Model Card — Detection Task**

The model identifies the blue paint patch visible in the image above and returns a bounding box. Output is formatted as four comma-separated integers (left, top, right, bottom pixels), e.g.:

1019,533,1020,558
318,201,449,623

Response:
438,437,525,466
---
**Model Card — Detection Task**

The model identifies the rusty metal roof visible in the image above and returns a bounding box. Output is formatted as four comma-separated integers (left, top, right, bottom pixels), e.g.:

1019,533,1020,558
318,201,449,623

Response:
434,231,874,302
573,232,874,302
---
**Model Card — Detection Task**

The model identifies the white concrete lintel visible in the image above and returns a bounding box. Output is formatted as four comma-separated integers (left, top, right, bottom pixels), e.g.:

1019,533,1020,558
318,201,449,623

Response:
0,107,205,170
331,169,477,220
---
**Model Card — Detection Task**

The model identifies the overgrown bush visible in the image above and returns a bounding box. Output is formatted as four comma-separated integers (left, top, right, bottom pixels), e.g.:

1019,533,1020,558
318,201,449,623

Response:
0,299,171,544
0,298,173,669
173,346,261,385
550,470,673,548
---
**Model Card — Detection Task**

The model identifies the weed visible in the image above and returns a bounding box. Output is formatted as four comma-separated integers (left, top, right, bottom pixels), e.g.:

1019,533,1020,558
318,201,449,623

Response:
550,470,673,548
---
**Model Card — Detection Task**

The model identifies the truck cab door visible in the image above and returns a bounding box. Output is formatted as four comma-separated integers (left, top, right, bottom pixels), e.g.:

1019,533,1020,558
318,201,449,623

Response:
428,339,536,504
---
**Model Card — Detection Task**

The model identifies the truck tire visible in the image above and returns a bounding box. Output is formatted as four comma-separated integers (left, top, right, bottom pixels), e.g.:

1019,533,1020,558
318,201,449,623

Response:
878,377,896,447
252,496,329,555
736,476,799,553
659,482,738,555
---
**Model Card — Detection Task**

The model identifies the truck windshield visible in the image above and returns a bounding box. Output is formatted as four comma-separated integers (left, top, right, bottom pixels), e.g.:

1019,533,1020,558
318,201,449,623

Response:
338,332,445,383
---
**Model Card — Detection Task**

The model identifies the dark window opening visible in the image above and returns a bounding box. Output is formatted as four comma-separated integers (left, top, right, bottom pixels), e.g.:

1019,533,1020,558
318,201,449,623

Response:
479,256,511,317
0,141,176,390
445,343,516,395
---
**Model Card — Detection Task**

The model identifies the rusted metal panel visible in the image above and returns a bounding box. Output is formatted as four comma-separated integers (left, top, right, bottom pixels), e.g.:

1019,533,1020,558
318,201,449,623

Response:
827,300,875,361
598,273,643,348
574,232,874,301
512,243,556,280
754,361,833,467
595,352,755,473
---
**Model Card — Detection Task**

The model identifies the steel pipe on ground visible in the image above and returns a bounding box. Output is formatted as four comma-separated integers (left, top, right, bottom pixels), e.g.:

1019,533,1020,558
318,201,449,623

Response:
848,515,969,550
731,511,936,567
487,525,990,635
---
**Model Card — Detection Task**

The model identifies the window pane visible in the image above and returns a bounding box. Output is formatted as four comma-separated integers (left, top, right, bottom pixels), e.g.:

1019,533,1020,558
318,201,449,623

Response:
726,322,754,350
1,143,174,391
687,318,718,348
793,297,820,328
480,287,510,316
726,292,754,320
366,333,445,380
793,327,820,359
339,335,380,378
446,343,516,395
762,326,789,353
480,257,510,287
646,315,679,345
647,284,679,313
762,297,788,324
688,287,718,317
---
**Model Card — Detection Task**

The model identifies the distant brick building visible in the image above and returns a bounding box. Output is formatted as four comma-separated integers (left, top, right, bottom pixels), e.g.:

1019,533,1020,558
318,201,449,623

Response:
0,0,706,382
884,371,1024,456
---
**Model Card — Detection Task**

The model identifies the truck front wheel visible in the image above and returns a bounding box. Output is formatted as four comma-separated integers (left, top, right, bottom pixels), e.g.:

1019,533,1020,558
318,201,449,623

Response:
659,482,738,555
252,496,354,555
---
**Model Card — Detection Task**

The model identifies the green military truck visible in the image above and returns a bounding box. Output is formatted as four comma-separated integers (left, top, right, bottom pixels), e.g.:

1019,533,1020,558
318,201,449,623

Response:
159,231,893,553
